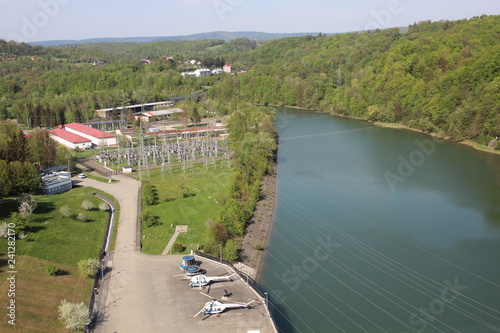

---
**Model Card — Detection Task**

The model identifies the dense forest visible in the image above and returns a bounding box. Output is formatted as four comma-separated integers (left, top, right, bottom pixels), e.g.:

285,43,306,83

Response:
209,15,500,146
1,15,499,148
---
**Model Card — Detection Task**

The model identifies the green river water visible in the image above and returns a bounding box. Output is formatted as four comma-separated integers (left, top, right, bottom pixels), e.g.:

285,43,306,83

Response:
259,107,500,333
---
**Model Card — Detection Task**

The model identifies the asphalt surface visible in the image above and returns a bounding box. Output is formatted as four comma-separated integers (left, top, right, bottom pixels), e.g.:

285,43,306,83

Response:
74,175,276,333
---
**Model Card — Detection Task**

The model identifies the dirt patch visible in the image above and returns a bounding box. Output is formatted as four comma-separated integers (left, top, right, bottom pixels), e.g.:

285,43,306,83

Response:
239,166,277,279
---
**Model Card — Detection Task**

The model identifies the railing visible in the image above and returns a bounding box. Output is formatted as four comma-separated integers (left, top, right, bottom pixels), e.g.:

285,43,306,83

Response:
85,194,116,332
193,251,279,333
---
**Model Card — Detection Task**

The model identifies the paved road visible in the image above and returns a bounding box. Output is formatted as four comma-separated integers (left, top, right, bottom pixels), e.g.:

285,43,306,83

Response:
74,175,276,333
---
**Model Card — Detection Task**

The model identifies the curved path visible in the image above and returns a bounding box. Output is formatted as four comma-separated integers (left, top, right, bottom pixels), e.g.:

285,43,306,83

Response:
74,175,276,333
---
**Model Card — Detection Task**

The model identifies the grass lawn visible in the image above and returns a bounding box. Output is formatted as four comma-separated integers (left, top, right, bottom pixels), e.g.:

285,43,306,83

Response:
0,255,92,333
0,187,112,332
141,164,233,255
0,187,110,266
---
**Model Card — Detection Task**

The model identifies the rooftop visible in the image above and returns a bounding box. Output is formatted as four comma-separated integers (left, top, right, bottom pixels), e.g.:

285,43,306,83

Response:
143,108,185,117
95,101,175,113
65,123,115,139
50,128,92,143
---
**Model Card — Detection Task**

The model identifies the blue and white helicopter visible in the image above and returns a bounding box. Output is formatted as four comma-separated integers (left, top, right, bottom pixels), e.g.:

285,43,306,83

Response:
194,292,256,317
189,273,236,288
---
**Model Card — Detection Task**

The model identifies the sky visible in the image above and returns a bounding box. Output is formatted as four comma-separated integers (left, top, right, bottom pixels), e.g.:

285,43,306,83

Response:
1,0,499,43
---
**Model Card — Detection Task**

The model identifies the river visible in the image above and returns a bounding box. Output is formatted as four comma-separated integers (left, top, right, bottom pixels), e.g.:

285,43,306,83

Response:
259,107,500,333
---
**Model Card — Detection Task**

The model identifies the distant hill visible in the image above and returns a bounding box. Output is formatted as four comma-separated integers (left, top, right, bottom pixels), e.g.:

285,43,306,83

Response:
29,31,332,47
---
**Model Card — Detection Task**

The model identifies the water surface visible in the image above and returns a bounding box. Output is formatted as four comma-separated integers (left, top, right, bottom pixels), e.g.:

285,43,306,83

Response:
260,107,500,333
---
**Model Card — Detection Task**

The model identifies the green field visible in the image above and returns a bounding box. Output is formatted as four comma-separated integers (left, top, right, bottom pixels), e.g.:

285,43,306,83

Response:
0,255,92,333
0,187,112,332
140,165,233,254
0,188,110,266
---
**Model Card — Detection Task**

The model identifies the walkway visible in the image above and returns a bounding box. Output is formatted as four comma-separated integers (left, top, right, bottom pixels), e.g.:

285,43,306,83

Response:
162,225,188,255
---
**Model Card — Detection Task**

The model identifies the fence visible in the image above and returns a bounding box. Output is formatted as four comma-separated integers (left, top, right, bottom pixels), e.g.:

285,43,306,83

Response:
193,251,279,333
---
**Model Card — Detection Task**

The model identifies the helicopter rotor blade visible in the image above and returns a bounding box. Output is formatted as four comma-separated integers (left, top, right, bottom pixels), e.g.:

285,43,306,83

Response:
200,292,216,300
193,307,205,318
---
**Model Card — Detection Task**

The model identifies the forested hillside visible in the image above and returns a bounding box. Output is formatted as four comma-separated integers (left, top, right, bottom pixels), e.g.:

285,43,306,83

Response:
0,41,219,126
209,15,500,146
1,15,499,147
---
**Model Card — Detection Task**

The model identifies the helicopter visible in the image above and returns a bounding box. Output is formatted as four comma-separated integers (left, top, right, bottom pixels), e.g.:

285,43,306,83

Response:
189,273,237,288
193,292,256,318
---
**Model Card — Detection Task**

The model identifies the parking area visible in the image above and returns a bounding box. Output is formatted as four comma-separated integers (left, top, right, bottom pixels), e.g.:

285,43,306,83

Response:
95,253,275,333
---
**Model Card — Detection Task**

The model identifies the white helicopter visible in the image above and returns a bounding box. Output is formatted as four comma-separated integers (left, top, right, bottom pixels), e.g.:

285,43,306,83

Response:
189,273,237,288
194,292,256,318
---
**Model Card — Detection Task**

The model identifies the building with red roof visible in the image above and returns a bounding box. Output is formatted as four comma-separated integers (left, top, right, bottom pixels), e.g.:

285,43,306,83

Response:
63,123,116,147
49,128,93,150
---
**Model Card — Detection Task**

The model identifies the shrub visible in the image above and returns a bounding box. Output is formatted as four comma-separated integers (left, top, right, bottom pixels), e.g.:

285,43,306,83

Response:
17,193,37,218
82,200,93,211
98,202,109,211
223,239,239,262
181,185,196,198
253,242,264,251
60,205,72,217
142,182,156,205
172,242,184,253
142,210,160,228
207,222,230,245
76,213,87,222
0,222,8,238
78,258,101,277
161,194,174,202
18,201,34,218
45,264,63,276
58,299,91,331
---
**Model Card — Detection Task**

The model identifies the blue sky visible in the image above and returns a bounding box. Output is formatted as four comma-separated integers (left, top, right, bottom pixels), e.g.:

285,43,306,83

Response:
1,0,499,42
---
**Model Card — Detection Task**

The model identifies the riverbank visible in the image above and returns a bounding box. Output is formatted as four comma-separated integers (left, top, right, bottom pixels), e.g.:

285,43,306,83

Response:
258,104,500,156
237,166,278,279
372,121,500,155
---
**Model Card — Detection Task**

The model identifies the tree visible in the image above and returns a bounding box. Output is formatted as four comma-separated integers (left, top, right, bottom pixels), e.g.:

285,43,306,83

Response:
60,205,72,217
99,202,109,211
77,258,101,277
142,209,160,228
0,161,42,196
58,299,92,331
190,107,201,125
207,222,230,245
218,198,248,236
76,213,87,222
223,239,238,261
0,222,9,238
10,212,27,234
0,121,30,162
17,193,37,218
82,200,93,211
29,129,58,168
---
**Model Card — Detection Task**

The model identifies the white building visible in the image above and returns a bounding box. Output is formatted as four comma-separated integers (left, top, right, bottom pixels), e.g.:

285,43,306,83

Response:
194,68,212,77
49,128,93,150
42,171,72,195
134,108,185,122
181,71,197,77
64,123,117,147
